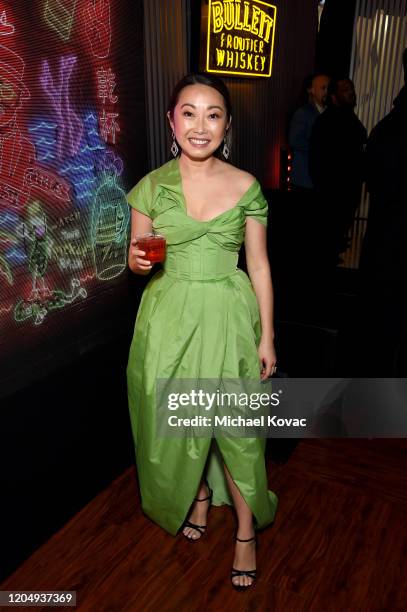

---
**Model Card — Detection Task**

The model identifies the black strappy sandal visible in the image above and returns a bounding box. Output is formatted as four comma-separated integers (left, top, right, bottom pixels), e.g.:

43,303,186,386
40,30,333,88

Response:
231,535,257,589
182,483,213,541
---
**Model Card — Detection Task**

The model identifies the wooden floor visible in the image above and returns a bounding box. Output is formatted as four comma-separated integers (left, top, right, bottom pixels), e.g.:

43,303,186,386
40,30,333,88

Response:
2,439,407,611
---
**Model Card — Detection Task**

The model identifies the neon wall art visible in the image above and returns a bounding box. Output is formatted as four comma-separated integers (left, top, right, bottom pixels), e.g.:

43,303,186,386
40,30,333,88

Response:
0,1,141,395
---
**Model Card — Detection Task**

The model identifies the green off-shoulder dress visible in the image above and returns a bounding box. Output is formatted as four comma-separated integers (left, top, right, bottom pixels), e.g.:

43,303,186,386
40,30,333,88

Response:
126,158,278,536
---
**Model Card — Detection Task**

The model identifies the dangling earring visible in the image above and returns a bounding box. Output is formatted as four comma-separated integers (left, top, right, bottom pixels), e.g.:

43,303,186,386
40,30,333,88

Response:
222,137,230,160
171,131,179,157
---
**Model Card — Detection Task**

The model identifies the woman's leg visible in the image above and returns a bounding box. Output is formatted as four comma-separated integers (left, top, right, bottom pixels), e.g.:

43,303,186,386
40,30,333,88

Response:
223,462,256,587
182,478,211,540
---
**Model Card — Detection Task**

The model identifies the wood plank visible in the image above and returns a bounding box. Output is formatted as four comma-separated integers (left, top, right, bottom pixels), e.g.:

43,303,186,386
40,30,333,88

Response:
1,440,407,611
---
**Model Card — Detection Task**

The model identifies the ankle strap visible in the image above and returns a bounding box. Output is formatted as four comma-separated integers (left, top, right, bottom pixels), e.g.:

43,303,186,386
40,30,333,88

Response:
236,535,256,542
194,487,213,502
195,494,210,502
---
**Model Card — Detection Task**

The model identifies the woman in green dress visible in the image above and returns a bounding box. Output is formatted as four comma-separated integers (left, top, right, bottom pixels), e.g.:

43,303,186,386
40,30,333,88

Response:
126,73,278,589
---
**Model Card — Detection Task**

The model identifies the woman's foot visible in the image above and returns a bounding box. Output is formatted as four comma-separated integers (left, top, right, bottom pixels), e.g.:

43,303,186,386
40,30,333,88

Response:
231,527,257,588
182,482,212,540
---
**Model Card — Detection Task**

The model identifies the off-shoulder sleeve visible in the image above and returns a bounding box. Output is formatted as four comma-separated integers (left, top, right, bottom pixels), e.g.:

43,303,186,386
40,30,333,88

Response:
126,175,152,217
244,182,269,227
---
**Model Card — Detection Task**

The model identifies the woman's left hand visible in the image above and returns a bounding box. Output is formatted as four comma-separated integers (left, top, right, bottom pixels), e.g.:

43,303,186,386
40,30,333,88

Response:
258,339,277,381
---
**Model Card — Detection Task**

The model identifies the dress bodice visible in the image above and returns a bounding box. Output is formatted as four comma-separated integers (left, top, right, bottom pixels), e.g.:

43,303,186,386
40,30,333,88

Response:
126,158,268,280
163,234,239,280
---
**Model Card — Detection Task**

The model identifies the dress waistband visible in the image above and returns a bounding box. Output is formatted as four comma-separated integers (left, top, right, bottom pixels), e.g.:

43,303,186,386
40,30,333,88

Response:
163,249,238,281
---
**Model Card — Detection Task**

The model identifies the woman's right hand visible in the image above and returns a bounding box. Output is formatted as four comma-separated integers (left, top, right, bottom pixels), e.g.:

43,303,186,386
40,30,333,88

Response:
129,238,153,274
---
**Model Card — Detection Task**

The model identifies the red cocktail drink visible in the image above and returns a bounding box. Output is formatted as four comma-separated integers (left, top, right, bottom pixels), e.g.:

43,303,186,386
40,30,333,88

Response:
137,233,166,263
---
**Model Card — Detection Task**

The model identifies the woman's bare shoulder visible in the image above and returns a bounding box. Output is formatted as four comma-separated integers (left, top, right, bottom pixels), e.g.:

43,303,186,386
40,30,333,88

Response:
219,161,256,190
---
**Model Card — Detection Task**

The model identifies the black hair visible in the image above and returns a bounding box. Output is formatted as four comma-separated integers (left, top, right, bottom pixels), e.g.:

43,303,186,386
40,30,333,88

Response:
167,73,232,160
327,76,353,104
167,72,232,120
403,48,407,83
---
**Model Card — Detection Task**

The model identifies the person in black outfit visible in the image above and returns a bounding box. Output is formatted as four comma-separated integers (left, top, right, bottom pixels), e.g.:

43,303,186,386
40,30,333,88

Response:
309,78,367,270
289,73,330,190
356,49,407,375
275,74,330,322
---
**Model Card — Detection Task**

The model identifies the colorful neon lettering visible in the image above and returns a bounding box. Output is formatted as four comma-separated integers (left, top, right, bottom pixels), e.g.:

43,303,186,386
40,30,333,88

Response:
96,67,117,104
206,0,277,78
24,166,71,202
29,113,105,207
40,55,83,159
211,1,274,42
58,256,83,271
0,1,128,336
56,110,106,206
53,242,89,257
99,109,120,144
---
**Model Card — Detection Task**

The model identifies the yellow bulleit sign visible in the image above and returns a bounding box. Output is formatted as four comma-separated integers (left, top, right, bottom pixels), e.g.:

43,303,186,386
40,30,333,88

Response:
205,0,277,78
